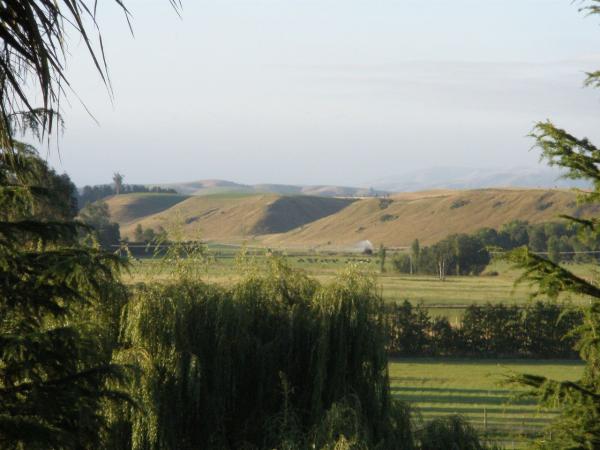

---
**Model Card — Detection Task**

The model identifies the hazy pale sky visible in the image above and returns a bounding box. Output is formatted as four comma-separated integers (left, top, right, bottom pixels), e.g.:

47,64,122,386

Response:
44,0,600,187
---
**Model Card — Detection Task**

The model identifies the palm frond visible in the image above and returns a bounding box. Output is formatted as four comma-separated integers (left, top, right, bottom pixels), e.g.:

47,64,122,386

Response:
0,0,181,148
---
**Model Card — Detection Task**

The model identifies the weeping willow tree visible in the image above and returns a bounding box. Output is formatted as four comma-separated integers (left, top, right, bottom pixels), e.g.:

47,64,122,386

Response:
504,2,600,448
107,258,414,450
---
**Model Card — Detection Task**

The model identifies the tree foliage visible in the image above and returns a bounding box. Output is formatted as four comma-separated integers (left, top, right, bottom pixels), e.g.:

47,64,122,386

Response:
77,201,121,250
113,173,124,195
504,3,600,447
0,0,181,149
0,146,130,449
386,300,580,358
393,234,490,278
418,415,501,450
78,184,177,209
108,260,411,450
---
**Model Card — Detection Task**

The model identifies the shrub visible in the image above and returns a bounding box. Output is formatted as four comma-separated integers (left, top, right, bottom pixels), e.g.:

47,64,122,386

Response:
418,416,499,450
482,270,499,277
536,201,553,211
450,199,470,209
393,253,413,273
378,198,393,209
380,214,399,222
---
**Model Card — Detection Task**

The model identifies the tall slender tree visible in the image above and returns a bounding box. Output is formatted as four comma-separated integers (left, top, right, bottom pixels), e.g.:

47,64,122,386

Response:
411,239,420,275
113,172,125,195
379,243,387,273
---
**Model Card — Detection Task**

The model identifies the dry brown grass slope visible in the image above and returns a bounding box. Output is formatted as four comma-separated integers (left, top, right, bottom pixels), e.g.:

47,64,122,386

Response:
109,188,599,249
117,193,355,242
262,188,599,249
105,193,189,224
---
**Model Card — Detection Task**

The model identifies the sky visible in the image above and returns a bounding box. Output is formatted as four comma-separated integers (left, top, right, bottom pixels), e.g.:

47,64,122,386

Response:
43,0,600,187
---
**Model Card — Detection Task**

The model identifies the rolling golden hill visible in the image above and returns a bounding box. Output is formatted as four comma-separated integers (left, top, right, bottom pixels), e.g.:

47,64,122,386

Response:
108,193,355,242
263,188,599,249
106,188,599,249
105,193,189,224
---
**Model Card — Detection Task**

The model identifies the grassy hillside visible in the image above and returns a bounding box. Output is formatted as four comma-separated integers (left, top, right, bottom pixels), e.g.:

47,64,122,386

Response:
253,195,356,233
110,188,599,248
263,188,600,249
105,193,189,224
119,193,354,241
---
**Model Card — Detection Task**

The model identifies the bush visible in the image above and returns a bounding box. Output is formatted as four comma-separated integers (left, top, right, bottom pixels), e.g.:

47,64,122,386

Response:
379,198,393,209
418,416,499,450
450,199,470,209
380,214,398,222
393,253,413,273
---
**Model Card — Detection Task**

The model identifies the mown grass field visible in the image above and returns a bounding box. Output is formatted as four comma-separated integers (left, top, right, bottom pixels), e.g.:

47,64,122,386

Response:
126,247,597,322
390,358,585,448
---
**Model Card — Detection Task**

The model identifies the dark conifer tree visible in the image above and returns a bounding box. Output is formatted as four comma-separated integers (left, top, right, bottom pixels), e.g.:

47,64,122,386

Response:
506,2,600,447
0,144,130,448
0,1,179,447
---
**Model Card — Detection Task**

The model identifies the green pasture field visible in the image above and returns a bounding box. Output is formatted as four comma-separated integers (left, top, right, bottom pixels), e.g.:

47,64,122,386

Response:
125,246,598,323
390,358,585,448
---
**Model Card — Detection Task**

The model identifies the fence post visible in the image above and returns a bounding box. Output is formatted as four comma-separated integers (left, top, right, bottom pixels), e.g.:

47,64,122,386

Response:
483,407,487,435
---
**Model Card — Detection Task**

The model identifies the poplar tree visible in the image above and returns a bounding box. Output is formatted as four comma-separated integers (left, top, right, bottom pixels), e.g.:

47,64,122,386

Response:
113,173,125,195
411,239,420,274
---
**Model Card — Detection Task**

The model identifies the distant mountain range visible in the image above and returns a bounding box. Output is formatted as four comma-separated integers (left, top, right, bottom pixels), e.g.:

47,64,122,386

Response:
367,166,589,192
146,166,588,199
151,179,387,198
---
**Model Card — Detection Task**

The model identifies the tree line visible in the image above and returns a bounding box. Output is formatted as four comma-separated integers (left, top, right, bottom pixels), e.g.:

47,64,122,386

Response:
392,219,600,279
475,219,600,263
133,223,167,244
393,235,490,279
386,301,581,359
78,181,177,208
26,170,180,251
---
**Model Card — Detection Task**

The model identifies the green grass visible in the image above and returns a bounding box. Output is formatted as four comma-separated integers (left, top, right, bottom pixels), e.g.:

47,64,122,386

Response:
377,259,597,305
389,358,585,448
127,252,598,319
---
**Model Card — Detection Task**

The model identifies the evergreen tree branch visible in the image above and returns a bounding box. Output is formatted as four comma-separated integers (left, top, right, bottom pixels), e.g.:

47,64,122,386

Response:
506,247,600,300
